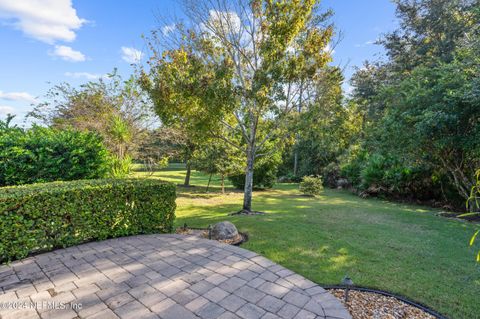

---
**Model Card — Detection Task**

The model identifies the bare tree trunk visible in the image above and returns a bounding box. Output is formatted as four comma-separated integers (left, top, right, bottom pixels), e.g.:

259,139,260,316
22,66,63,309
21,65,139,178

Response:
293,150,298,177
221,174,225,194
206,172,213,192
184,161,192,186
243,146,254,211
293,80,303,177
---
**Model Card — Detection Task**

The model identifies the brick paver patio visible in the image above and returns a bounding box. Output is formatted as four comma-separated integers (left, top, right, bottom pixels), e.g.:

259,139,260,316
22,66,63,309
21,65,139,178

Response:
0,234,351,319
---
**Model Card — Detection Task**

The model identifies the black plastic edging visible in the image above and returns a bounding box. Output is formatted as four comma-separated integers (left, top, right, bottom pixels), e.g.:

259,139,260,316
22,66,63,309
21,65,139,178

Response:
324,285,449,319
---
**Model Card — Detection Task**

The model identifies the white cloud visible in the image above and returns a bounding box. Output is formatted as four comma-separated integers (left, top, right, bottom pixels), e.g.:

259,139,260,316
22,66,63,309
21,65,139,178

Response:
0,91,37,103
208,10,241,34
51,45,86,62
354,40,376,48
0,0,86,44
324,43,335,55
162,24,175,36
0,105,14,115
121,46,143,64
64,72,102,80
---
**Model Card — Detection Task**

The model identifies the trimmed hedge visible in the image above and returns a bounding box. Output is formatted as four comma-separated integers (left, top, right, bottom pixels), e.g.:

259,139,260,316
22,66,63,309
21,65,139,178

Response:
0,178,176,263
0,125,110,186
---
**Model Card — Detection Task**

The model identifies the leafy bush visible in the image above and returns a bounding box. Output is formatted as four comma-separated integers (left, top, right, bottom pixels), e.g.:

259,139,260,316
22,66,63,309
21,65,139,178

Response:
323,162,341,188
299,176,324,196
339,147,366,187
0,125,110,186
0,178,176,263
360,153,388,189
229,161,277,189
339,148,460,204
110,155,133,177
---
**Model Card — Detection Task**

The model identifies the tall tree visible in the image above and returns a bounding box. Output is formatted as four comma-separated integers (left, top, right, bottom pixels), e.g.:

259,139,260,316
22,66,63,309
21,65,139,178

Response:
29,71,154,174
292,66,360,177
381,0,479,72
138,127,185,175
348,0,480,206
142,0,332,212
192,138,243,193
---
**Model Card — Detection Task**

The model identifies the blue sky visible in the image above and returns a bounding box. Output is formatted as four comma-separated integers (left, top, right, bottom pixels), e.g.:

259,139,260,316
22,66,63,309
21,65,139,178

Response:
0,0,397,125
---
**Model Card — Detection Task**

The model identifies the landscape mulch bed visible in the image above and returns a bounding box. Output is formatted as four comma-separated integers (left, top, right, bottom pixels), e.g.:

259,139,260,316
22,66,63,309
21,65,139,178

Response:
175,227,248,245
329,288,441,319
229,209,266,215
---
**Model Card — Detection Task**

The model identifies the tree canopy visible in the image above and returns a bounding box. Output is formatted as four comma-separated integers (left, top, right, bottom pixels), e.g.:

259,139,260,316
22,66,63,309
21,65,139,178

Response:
141,0,334,212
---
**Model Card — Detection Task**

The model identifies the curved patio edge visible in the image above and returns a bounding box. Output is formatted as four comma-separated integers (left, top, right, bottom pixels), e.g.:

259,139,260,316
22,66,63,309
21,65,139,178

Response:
0,234,351,319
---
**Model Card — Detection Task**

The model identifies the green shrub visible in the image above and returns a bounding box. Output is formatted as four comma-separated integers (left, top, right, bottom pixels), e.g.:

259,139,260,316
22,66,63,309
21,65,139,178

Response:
229,161,278,190
360,153,388,189
0,125,110,186
0,178,176,263
323,162,341,188
110,155,133,177
339,147,366,187
299,176,324,196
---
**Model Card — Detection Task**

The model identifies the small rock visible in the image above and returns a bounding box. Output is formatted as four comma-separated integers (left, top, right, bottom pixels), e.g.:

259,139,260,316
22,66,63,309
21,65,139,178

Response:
211,221,239,240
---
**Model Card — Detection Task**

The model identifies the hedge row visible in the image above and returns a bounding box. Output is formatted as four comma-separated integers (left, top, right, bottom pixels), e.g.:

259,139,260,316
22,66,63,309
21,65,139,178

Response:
0,178,176,263
0,125,111,186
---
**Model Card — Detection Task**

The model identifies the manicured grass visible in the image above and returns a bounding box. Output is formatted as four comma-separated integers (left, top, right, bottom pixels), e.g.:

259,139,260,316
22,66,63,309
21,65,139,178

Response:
134,164,480,319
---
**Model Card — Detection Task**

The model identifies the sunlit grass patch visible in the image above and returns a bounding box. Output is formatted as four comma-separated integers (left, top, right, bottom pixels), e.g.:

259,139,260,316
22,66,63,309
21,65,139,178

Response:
134,164,480,318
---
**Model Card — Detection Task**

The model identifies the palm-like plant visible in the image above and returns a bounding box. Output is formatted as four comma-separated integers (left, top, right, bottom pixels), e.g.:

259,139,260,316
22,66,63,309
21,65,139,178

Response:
108,114,133,177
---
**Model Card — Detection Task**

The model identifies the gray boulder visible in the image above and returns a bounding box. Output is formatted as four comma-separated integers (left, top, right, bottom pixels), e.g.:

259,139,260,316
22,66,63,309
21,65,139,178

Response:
211,221,238,240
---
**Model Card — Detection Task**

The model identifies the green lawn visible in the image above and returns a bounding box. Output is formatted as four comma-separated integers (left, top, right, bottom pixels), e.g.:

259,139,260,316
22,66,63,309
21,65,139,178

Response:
134,163,480,319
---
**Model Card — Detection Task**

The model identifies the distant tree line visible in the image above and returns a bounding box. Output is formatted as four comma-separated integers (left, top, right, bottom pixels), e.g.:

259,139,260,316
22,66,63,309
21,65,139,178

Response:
339,0,480,210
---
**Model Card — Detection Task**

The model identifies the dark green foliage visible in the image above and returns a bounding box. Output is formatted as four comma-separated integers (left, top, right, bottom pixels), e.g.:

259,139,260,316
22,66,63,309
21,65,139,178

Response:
229,139,282,190
0,178,176,263
229,161,278,190
340,150,462,204
369,58,480,201
322,162,341,188
339,148,366,187
359,154,390,189
346,0,480,208
0,124,110,186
